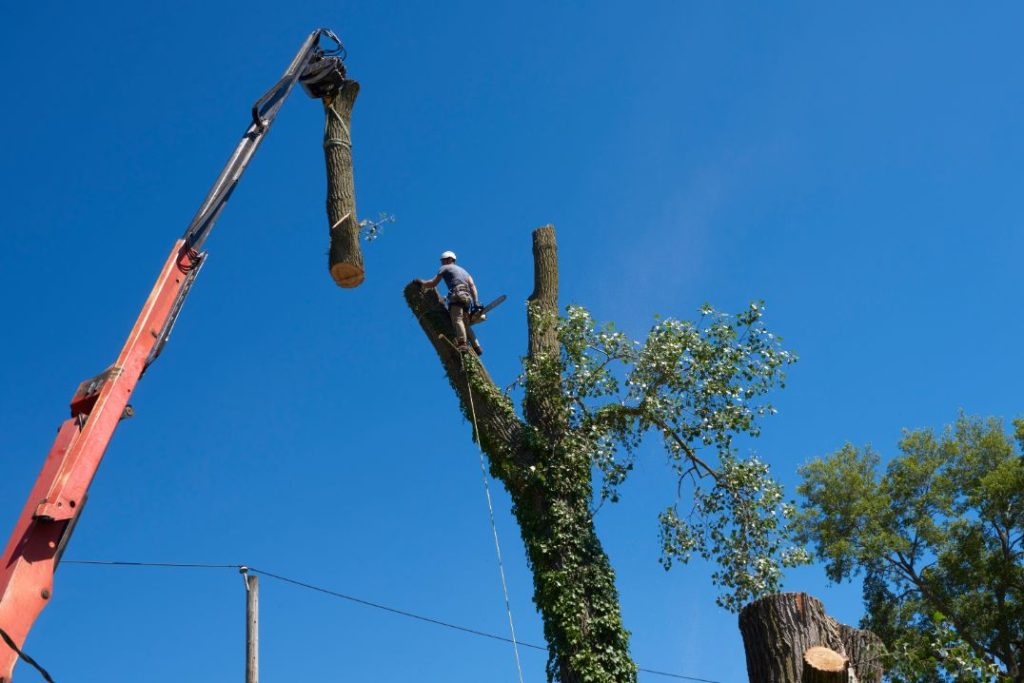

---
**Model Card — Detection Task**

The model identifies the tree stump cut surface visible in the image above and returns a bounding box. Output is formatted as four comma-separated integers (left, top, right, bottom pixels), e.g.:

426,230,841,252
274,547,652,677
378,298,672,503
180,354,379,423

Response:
803,646,850,683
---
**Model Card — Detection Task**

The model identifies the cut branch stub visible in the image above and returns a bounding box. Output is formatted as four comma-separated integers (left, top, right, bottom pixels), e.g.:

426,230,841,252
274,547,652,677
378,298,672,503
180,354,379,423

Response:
803,646,850,683
323,80,364,288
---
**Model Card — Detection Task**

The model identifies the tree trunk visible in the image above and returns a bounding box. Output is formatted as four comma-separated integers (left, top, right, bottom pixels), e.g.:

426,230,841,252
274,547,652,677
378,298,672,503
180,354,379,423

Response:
739,593,848,683
322,80,364,288
740,593,883,683
403,225,637,683
525,226,563,432
837,623,883,683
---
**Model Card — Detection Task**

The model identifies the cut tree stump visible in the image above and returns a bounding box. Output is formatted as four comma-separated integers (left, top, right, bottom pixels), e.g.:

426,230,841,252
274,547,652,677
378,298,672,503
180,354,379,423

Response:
739,592,847,683
739,592,882,683
803,646,850,683
322,79,364,288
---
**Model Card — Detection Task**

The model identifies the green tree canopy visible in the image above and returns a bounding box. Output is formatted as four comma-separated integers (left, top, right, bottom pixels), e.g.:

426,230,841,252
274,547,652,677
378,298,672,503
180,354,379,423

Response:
553,303,806,611
796,415,1024,682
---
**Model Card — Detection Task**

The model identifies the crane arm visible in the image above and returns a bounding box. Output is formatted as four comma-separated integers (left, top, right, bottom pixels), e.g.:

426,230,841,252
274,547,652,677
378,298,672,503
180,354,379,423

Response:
0,29,348,681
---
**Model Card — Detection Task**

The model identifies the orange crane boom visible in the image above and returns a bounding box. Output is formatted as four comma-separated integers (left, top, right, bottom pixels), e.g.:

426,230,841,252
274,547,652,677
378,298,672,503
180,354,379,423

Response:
0,28,351,681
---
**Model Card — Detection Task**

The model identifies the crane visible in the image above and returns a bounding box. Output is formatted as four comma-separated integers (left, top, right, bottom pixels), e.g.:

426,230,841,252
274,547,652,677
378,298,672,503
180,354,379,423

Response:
0,28,354,681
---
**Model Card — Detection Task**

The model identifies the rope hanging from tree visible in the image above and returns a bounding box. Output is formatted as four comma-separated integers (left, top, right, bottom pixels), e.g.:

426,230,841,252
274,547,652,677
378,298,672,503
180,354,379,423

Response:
454,338,526,683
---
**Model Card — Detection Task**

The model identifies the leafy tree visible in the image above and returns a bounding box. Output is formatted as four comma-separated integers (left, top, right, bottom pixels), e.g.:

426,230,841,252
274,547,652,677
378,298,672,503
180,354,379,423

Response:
405,226,803,682
796,414,1024,682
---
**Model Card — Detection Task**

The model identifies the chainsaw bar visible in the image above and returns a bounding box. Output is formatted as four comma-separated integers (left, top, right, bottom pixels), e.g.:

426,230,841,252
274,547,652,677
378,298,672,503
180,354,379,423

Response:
481,294,506,315
470,294,506,324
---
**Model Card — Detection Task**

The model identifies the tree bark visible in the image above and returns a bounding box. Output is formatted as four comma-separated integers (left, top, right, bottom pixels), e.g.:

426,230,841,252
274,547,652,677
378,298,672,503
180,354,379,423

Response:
402,282,531,478
322,80,364,288
740,593,884,683
403,225,637,683
739,593,848,683
525,226,563,433
837,623,883,683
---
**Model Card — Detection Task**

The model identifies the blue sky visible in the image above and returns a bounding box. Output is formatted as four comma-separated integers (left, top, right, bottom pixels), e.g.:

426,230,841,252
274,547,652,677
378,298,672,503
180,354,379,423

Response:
2,2,1022,681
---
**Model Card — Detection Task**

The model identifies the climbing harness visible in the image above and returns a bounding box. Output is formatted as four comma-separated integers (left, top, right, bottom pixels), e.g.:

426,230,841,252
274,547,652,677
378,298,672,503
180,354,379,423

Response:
447,284,474,310
445,335,526,683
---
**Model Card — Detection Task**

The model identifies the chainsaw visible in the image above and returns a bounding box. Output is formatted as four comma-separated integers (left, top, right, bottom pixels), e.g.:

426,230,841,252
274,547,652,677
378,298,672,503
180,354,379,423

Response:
469,294,506,324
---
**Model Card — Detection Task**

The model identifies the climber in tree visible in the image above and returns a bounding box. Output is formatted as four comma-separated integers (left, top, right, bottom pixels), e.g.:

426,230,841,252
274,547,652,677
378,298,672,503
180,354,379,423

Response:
420,250,484,355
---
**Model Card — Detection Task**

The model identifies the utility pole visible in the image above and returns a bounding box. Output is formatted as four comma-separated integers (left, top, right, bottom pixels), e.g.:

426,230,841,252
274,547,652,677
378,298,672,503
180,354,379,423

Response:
241,567,259,683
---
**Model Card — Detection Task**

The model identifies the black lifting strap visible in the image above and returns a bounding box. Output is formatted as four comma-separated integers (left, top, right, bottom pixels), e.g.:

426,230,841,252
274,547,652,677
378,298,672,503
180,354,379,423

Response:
0,626,55,683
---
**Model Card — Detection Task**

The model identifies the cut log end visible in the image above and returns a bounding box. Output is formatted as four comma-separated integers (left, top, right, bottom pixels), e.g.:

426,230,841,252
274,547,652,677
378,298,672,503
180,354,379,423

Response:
805,646,847,671
804,646,849,682
330,262,365,289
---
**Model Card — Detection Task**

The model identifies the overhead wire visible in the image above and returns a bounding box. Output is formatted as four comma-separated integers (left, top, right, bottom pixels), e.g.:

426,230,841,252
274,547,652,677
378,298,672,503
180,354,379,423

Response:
64,560,239,569
62,559,725,682
252,567,543,651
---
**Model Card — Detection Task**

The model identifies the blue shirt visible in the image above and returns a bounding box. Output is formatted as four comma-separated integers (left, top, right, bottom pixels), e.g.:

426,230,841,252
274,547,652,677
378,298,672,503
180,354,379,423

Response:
437,264,471,292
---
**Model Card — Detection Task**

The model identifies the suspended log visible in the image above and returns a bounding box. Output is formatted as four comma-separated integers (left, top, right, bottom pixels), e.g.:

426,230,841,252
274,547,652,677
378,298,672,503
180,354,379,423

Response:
322,79,364,288
803,646,850,683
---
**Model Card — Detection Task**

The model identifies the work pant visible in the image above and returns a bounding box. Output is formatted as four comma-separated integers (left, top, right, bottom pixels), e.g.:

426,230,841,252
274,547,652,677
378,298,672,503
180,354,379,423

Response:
449,302,479,348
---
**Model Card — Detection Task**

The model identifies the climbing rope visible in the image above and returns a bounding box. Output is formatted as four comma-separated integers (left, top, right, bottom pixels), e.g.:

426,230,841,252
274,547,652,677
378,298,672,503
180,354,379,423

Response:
459,345,526,683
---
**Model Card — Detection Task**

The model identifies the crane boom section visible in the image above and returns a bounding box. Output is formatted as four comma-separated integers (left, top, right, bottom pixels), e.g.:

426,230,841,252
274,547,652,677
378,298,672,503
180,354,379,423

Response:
0,28,346,681
0,242,199,682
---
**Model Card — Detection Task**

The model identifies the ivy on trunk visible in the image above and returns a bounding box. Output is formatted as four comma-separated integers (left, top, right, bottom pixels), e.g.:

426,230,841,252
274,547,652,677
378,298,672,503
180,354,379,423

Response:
404,225,803,682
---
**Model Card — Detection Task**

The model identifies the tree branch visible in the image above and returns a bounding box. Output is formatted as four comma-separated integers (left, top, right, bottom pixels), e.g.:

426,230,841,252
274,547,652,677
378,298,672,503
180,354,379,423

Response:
892,550,998,667
403,281,534,480
611,405,720,481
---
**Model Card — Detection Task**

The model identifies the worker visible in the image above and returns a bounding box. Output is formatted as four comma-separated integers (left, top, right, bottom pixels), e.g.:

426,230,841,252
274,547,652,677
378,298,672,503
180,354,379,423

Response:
420,250,484,355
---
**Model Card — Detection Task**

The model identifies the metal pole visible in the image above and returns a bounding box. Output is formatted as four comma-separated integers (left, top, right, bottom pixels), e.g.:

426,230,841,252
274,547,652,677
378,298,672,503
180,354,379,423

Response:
242,567,259,683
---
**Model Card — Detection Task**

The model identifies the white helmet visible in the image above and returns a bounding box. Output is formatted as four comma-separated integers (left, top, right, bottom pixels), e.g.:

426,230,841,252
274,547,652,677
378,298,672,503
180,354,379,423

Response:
440,250,457,261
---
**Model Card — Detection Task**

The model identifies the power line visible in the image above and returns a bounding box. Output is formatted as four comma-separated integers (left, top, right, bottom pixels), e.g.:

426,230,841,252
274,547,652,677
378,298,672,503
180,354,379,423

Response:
251,567,547,652
64,560,240,569
63,560,726,682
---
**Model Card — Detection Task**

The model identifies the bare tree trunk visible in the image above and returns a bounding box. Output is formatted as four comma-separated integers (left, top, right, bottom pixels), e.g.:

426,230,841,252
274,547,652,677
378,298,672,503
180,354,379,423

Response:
322,80,364,288
525,226,563,432
739,593,883,683
739,593,848,683
403,225,637,683
837,623,884,683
